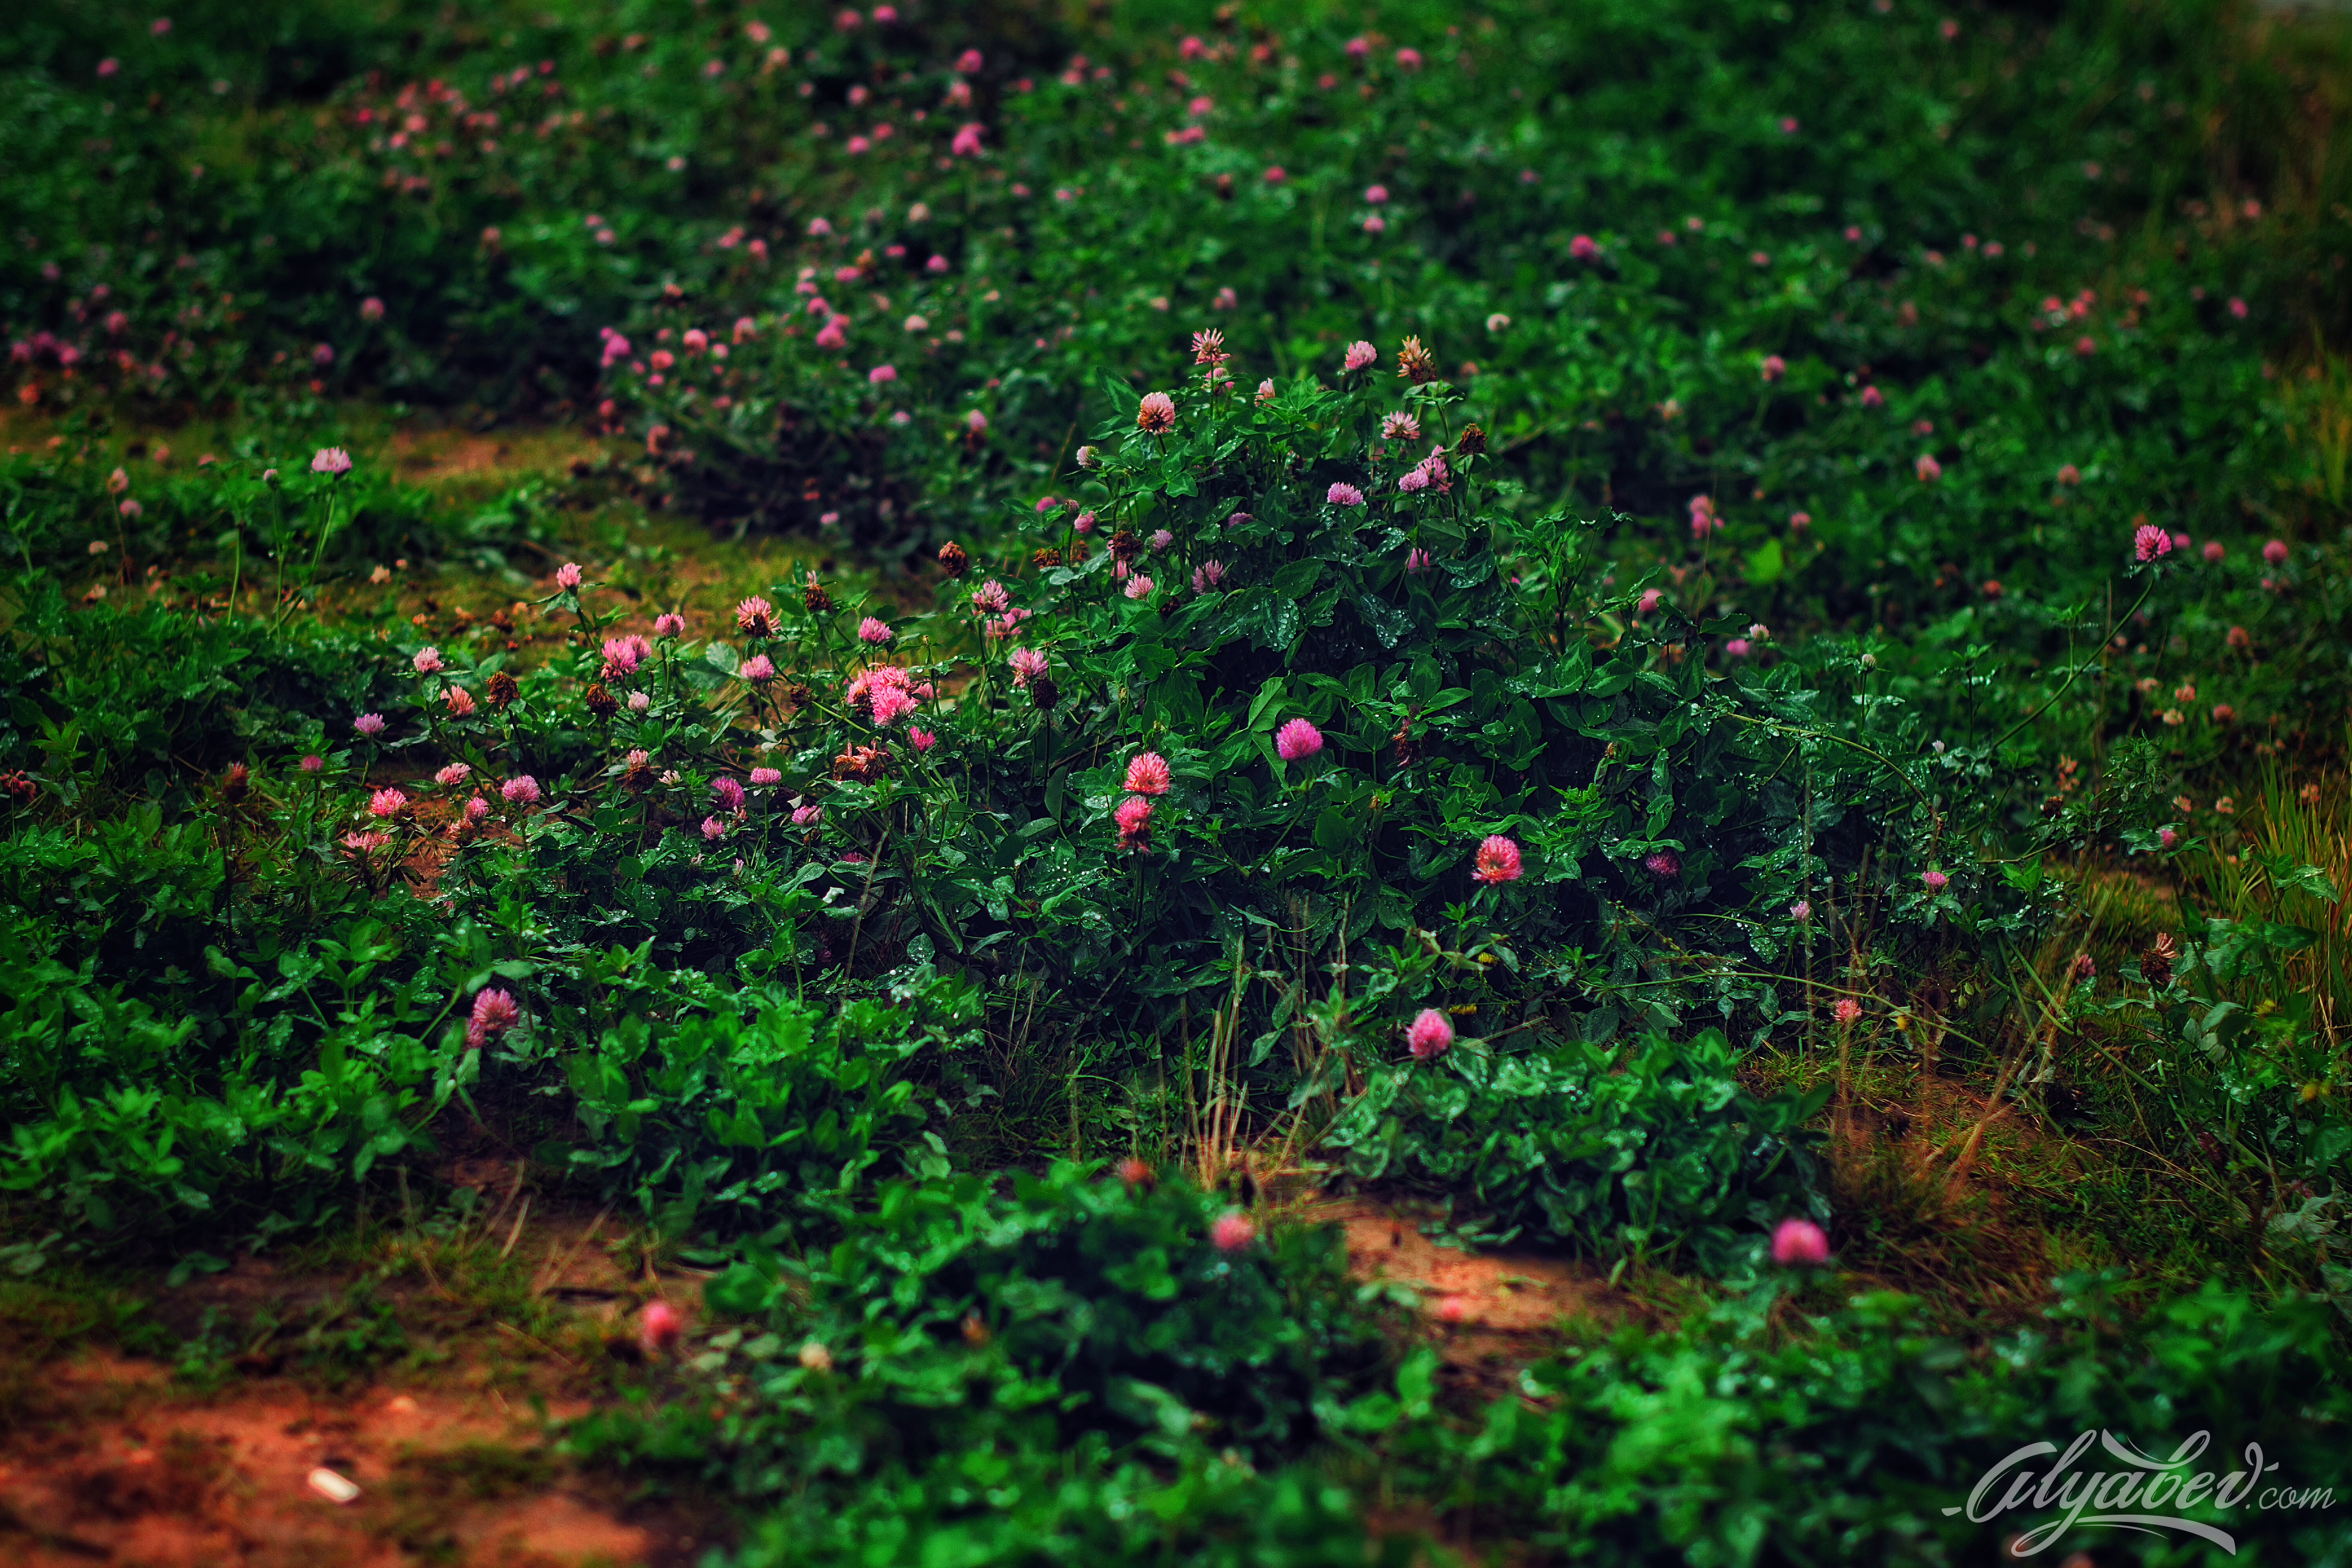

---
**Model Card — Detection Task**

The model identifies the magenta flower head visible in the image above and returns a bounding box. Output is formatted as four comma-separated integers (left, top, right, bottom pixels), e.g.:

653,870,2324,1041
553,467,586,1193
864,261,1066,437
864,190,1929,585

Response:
791,803,824,827
1114,793,1154,850
1644,849,1681,880
465,796,490,822
354,712,387,737
1136,391,1177,433
1343,340,1376,372
1124,752,1172,795
1770,1218,1830,1267
1570,234,1598,259
858,616,893,644
1915,453,1942,483
1923,869,1950,893
2263,538,2288,565
368,787,408,818
701,815,727,841
654,612,687,637
555,561,584,590
1834,997,1862,1026
749,767,783,787
1638,588,1663,615
412,646,444,675
311,446,353,475
301,754,325,774
868,363,898,384
1122,574,1155,600
466,988,521,1049
2160,826,2180,849
1405,547,1432,573
1192,560,1228,593
1406,1008,1454,1061
2133,523,2171,563
712,776,746,813
435,762,472,787
909,727,938,752
2201,541,2224,563
1860,385,1885,409
1008,647,1048,687
1326,481,1366,507
361,297,387,322
1472,835,1523,885
1760,354,1786,383
501,775,541,804
1275,717,1323,761
1210,1212,1256,1253
741,653,778,684
1789,899,1811,922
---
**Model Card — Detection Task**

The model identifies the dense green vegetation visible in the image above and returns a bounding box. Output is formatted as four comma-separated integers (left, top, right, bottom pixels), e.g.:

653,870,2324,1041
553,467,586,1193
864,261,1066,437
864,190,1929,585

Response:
4,0,2350,1562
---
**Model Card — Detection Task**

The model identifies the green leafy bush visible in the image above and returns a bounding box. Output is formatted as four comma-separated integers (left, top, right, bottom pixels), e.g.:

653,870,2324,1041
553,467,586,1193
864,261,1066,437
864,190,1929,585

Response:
1326,1028,1828,1265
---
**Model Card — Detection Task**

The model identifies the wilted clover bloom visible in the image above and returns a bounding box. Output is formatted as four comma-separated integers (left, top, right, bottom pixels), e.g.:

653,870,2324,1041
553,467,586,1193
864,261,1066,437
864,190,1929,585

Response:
737,596,776,637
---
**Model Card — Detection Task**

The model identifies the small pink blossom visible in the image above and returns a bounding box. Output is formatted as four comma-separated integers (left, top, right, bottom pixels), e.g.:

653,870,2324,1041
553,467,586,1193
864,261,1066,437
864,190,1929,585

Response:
1644,850,1681,880
465,796,490,823
1405,547,1431,573
1472,836,1523,885
1760,354,1785,382
909,727,937,752
1192,560,1227,593
971,580,1011,615
311,446,353,475
301,755,325,774
412,646,445,674
1923,869,1950,893
628,691,651,712
1834,998,1862,1026
1861,386,1884,409
1125,752,1172,795
654,612,687,637
1136,391,1177,433
1342,340,1376,372
791,803,825,827
1915,454,1942,483
1008,647,1049,687
368,787,407,818
868,363,898,384
1638,588,1663,615
466,988,521,1049
1326,481,1366,507
711,777,746,813
741,653,778,684
701,815,727,841
2202,541,2224,563
355,713,387,737
749,767,783,787
1210,1212,1256,1252
1275,718,1323,761
555,561,583,589
1122,574,1156,600
502,775,541,804
2135,524,2173,562
1406,1008,1454,1061
1114,793,1154,850
2263,539,2289,564
1771,1218,1829,1267
640,1301,682,1352
858,616,893,644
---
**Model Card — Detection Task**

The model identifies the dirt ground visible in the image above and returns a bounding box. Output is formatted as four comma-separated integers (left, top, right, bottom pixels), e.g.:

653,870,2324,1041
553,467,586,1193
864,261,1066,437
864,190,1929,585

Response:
0,1191,1605,1566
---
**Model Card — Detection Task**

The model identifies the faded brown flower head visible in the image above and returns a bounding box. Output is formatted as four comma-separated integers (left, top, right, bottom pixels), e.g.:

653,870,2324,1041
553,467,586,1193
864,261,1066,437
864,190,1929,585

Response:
1031,546,1064,570
803,573,835,616
585,683,620,718
221,763,250,804
1031,676,1061,712
831,743,891,784
485,671,520,710
2142,932,2178,988
1396,335,1437,385
1392,710,1422,768
1108,528,1141,562
1455,423,1487,456
937,540,970,577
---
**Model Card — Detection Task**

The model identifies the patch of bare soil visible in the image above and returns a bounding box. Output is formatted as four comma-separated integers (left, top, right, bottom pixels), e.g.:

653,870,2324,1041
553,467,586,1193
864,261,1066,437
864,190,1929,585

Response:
0,1201,722,1568
1319,1196,1619,1395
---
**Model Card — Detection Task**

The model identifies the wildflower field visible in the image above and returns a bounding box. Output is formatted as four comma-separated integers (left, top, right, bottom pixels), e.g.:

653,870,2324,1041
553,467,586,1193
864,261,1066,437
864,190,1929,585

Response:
4,0,2352,1562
